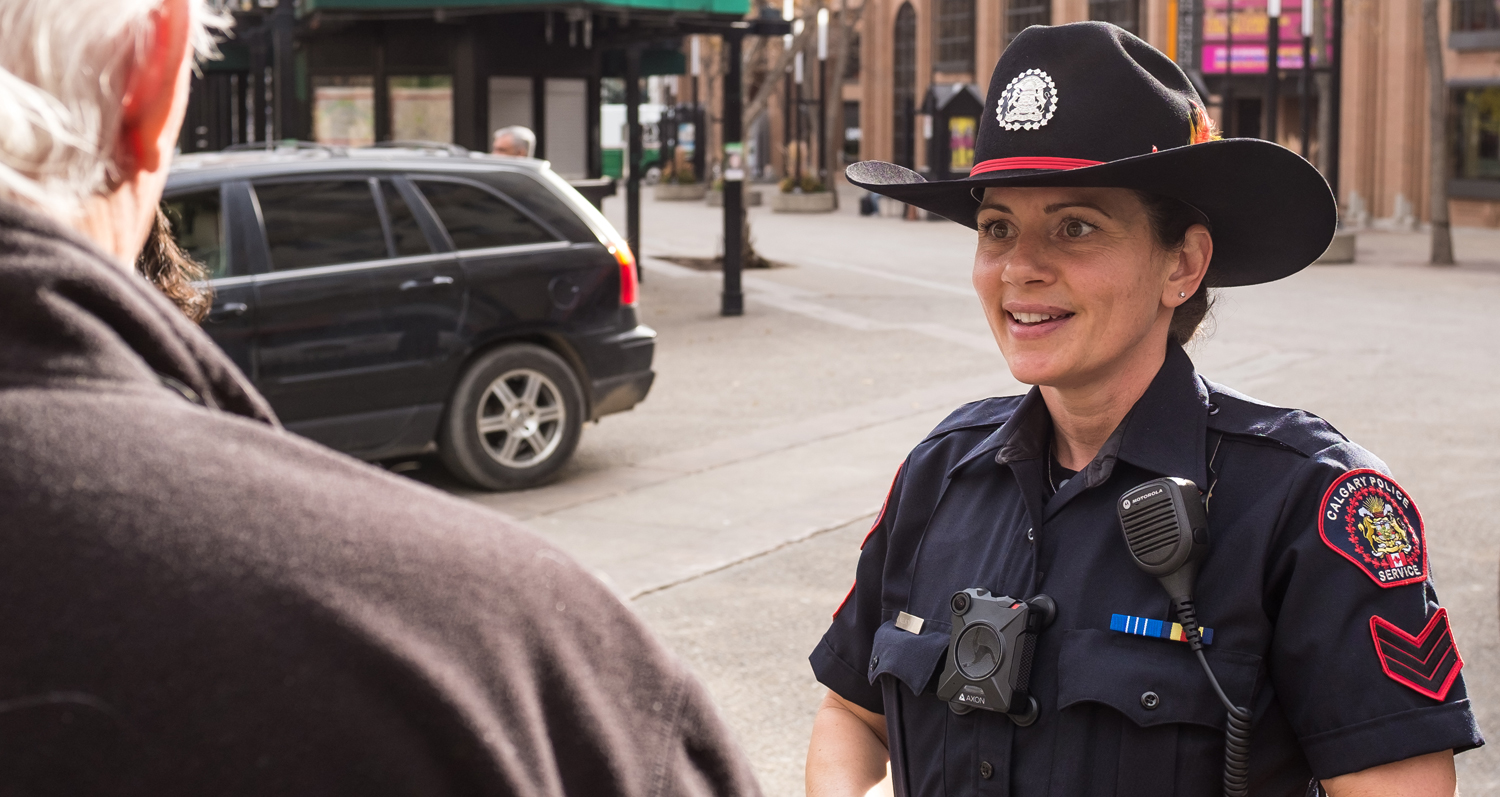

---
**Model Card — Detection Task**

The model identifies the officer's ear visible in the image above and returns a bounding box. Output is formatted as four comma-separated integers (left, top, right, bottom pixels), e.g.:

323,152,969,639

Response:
1163,224,1212,309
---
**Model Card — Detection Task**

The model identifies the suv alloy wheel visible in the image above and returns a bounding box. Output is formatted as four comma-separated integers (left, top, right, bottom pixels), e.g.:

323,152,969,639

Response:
439,344,584,490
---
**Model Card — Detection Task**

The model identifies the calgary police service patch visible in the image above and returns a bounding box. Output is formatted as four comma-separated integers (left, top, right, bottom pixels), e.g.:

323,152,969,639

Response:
1318,468,1427,588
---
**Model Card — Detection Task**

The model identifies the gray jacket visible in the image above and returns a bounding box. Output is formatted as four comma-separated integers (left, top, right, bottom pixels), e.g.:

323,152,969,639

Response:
0,198,759,797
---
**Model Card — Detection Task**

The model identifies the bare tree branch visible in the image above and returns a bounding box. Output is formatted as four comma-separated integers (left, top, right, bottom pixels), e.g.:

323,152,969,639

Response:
743,11,818,133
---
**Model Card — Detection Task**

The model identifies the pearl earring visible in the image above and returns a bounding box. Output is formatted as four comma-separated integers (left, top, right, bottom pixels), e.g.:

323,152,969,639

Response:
1179,292,1186,298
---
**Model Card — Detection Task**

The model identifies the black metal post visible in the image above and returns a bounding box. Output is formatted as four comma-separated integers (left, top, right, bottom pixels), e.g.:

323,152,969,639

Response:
694,104,707,182
782,70,793,177
532,75,548,159
1266,7,1279,141
1328,0,1344,205
818,55,827,181
722,31,745,316
1300,30,1312,159
625,45,643,274
250,31,266,143
272,0,297,140
794,59,803,189
1224,0,1235,136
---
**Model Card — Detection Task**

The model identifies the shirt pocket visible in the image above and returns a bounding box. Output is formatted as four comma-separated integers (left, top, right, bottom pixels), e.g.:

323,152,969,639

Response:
869,618,951,697
1051,628,1263,797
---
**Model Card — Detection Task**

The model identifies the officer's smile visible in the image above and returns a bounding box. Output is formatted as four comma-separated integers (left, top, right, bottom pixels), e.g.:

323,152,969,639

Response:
1004,304,1075,338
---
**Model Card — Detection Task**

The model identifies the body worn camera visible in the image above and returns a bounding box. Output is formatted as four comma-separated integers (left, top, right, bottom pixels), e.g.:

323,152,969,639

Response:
935,589,1056,725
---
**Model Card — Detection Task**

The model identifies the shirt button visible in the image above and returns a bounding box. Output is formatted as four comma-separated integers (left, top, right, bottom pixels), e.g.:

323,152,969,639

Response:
1208,402,1221,416
1140,691,1160,710
1026,527,1034,542
979,761,994,779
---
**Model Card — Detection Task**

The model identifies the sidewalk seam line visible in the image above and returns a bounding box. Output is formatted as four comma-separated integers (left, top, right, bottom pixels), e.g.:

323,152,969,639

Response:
627,509,880,601
523,402,954,519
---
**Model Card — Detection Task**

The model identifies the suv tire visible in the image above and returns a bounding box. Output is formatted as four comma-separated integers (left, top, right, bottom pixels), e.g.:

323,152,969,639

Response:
439,344,585,491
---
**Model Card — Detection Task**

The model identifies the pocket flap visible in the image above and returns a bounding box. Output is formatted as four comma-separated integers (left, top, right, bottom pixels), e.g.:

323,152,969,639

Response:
869,618,950,697
1057,629,1260,729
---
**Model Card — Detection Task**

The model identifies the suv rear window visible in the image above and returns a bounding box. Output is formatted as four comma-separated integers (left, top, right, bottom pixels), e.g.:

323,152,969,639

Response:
163,189,226,279
415,180,555,251
256,180,388,271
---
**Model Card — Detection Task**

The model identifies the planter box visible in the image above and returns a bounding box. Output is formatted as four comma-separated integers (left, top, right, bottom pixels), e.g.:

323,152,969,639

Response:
771,190,836,213
654,183,708,201
1314,230,1355,264
705,189,763,207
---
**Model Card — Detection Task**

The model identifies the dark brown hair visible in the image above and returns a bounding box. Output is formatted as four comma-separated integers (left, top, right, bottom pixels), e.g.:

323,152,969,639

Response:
1135,191,1214,346
136,207,213,323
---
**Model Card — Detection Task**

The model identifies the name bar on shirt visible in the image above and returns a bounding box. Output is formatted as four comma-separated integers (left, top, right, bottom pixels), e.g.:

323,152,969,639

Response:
1110,613,1214,645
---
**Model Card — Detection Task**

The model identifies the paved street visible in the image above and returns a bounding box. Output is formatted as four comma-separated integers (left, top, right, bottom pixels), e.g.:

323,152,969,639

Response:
406,186,1500,796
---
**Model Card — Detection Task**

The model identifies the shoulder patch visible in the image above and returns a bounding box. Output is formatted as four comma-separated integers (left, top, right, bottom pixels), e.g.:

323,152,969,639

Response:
1370,609,1463,700
1318,469,1427,588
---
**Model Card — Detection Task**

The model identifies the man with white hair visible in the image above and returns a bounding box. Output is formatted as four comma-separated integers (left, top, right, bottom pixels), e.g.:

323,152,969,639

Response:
0,2,760,793
492,124,537,157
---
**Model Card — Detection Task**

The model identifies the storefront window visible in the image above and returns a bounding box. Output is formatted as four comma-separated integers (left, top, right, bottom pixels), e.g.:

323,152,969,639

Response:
1006,2,1052,46
390,75,454,143
1454,87,1500,180
1452,0,1500,32
1089,0,1140,35
934,0,975,73
312,75,374,147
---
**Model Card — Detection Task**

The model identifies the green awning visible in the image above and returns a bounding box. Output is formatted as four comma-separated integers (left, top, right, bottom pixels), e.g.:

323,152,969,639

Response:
301,0,751,17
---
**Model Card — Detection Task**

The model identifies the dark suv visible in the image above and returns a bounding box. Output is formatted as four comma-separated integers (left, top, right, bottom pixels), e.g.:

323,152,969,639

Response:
165,146,653,490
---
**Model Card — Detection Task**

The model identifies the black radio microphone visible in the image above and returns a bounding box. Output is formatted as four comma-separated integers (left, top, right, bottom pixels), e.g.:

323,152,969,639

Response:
1118,477,1251,797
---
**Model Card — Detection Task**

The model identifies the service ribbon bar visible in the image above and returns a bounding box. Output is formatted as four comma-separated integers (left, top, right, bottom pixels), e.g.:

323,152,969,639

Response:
1110,613,1214,645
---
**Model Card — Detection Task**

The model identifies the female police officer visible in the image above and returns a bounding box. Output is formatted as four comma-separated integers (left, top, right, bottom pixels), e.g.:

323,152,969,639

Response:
806,22,1482,797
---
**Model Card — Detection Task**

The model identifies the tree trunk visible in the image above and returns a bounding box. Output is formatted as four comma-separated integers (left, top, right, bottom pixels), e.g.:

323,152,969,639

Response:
1422,0,1454,265
743,15,816,134
824,1,863,207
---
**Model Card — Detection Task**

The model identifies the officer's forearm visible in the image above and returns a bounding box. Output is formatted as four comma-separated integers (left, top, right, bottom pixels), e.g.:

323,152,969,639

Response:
1321,749,1456,797
806,690,890,797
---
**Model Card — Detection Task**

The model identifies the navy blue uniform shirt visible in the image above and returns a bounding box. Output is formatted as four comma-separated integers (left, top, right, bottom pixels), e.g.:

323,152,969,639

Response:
811,344,1482,797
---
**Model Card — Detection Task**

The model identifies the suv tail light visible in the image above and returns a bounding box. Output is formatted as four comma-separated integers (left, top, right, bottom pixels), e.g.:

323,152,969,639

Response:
609,242,638,306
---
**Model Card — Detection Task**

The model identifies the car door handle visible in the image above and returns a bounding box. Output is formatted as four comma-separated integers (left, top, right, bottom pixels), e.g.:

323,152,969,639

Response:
399,275,456,291
206,302,248,322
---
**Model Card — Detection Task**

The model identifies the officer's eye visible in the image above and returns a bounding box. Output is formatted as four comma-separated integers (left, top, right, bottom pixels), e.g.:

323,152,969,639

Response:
1059,218,1100,238
981,219,1015,240
1060,218,1099,239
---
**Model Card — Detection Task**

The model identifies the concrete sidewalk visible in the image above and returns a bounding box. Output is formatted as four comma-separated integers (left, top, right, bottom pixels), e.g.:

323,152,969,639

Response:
407,191,1500,795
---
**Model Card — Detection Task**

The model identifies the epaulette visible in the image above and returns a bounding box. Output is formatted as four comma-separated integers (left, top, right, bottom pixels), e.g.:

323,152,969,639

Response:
1203,380,1348,458
922,395,1025,443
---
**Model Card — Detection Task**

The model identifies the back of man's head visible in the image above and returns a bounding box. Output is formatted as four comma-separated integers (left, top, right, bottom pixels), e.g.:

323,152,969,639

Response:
492,125,536,158
0,0,226,222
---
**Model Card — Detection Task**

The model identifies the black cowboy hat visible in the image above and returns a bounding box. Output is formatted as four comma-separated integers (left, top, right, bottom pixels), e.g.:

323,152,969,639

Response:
848,22,1336,287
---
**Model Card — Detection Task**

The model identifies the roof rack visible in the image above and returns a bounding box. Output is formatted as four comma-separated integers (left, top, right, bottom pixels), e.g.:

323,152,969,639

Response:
367,141,471,156
221,140,347,154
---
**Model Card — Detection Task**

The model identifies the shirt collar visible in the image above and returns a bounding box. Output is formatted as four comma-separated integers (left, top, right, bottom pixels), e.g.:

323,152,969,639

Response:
967,343,1210,491
1111,342,1212,490
948,388,1050,478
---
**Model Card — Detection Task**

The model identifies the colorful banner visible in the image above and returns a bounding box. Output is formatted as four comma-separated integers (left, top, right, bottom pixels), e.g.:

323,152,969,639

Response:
1201,0,1332,74
949,116,976,172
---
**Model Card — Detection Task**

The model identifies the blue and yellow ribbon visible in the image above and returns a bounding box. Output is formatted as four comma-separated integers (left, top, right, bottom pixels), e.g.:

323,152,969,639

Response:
1110,613,1214,645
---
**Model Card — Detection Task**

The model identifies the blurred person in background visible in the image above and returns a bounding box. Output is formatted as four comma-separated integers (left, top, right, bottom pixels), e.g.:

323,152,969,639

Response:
493,125,537,157
0,1,760,794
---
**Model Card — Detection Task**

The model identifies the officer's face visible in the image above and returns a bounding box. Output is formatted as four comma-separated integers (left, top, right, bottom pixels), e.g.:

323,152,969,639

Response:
972,186,1182,389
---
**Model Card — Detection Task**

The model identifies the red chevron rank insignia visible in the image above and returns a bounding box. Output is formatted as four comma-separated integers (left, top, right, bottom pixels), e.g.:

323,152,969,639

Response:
1370,609,1463,700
